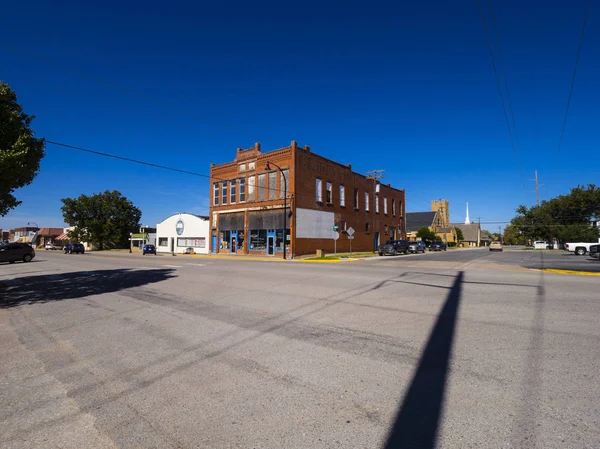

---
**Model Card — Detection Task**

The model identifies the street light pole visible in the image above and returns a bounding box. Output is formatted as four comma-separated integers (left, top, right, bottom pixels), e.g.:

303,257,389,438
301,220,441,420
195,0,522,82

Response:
27,222,39,230
265,161,287,260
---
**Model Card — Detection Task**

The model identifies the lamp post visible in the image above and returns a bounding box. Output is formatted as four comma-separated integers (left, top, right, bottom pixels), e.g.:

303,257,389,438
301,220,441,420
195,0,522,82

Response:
265,161,287,260
27,222,39,230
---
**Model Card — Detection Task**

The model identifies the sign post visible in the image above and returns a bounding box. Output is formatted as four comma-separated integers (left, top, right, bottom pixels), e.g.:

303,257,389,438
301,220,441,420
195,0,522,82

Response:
347,227,355,254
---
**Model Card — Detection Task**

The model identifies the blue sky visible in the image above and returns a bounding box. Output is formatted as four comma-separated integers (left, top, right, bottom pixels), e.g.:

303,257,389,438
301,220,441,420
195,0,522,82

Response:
1,0,598,232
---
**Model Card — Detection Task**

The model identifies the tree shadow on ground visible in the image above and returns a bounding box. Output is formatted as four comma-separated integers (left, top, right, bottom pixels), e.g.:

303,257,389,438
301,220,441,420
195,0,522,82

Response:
0,268,176,308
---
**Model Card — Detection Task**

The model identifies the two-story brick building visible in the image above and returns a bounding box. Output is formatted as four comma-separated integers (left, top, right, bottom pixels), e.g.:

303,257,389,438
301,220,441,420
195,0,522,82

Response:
209,141,406,257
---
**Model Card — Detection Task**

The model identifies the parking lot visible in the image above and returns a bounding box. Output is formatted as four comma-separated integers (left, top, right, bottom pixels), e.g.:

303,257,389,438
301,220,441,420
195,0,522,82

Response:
1,250,599,448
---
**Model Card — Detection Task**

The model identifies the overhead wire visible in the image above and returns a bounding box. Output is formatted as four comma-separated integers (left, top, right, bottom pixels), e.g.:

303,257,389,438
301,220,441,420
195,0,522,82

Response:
554,0,592,168
477,0,528,195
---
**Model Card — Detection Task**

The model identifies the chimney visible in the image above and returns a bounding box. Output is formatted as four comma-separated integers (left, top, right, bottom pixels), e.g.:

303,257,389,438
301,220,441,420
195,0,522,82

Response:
291,140,298,149
254,142,261,152
304,145,310,152
346,164,352,170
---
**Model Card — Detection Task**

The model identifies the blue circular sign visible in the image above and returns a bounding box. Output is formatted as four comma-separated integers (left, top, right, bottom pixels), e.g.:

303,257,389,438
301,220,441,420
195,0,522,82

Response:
176,220,184,235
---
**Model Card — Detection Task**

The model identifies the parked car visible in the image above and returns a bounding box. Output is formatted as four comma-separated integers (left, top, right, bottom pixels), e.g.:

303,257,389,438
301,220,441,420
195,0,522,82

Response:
589,244,599,260
407,241,426,254
489,241,503,252
0,243,35,264
378,240,409,256
64,243,85,254
143,244,157,255
45,243,58,250
429,241,447,251
564,242,599,256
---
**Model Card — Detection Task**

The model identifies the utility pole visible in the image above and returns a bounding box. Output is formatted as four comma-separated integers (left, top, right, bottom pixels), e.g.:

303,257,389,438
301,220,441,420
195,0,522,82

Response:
366,169,385,252
531,170,543,206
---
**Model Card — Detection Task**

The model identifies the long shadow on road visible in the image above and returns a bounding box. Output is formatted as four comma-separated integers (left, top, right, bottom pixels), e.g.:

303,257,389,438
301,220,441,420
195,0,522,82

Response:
384,271,464,449
0,268,176,308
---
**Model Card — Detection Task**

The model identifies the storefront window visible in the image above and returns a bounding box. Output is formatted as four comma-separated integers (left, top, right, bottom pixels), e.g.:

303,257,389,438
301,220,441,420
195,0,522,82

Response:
158,237,168,246
275,229,290,251
220,230,231,249
250,230,266,251
238,230,245,251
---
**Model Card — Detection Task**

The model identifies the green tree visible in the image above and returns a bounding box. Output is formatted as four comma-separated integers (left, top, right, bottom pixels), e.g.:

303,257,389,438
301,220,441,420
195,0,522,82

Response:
0,81,45,216
61,190,142,250
455,227,464,243
510,185,600,242
416,226,437,242
502,224,525,245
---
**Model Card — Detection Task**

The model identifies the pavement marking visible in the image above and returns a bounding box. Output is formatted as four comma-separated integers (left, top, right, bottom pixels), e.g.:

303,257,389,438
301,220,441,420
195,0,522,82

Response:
542,268,600,277
161,264,181,268
186,263,206,266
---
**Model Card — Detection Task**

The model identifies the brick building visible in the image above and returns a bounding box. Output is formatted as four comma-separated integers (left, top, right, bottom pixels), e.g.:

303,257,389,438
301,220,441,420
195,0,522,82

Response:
209,141,406,257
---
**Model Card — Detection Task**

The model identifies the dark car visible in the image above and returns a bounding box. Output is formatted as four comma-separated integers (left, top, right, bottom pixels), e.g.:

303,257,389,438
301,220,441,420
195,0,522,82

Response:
64,243,85,254
143,244,157,255
407,241,426,254
0,243,36,264
590,244,599,260
379,239,409,256
429,241,447,251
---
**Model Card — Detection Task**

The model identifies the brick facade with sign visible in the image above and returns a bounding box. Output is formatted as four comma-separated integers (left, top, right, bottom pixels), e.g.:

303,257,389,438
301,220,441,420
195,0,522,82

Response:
209,141,406,257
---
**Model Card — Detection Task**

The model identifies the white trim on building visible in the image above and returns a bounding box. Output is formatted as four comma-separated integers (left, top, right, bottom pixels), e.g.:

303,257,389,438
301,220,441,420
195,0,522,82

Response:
156,213,209,254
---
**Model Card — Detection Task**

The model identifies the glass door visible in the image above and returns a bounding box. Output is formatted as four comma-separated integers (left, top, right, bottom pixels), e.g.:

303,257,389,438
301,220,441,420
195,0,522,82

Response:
267,236,275,256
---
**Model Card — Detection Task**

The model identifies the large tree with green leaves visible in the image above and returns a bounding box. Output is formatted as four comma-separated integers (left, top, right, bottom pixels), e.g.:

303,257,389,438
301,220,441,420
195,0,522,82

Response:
510,184,600,242
61,190,142,250
416,226,438,242
0,81,46,216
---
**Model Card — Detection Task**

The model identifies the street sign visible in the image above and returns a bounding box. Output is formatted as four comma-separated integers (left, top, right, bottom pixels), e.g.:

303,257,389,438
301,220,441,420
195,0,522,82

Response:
347,235,355,240
347,227,355,236
333,231,340,240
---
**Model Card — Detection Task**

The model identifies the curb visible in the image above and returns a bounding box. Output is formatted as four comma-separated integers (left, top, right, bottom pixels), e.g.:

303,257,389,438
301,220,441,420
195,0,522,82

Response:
541,268,600,277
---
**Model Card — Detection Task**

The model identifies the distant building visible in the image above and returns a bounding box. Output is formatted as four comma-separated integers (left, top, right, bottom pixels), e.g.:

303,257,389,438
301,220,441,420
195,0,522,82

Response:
209,141,406,257
406,199,457,244
156,213,209,254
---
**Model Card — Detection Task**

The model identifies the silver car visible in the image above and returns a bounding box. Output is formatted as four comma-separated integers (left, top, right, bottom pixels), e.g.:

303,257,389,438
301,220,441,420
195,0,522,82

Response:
408,241,426,254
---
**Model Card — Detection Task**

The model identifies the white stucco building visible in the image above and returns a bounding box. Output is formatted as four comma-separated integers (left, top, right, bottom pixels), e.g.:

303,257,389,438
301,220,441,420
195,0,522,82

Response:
156,213,210,254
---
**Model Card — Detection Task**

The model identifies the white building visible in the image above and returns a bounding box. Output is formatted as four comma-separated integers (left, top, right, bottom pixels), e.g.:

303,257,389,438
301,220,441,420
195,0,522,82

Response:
156,213,209,254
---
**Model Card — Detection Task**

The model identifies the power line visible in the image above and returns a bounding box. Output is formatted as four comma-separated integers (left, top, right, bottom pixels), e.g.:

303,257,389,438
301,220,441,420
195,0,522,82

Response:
477,0,528,194
488,0,525,172
554,0,592,167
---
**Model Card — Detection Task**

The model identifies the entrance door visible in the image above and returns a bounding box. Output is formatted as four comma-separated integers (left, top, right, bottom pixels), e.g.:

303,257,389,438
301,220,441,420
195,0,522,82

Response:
211,235,216,253
171,238,175,253
374,232,380,251
267,236,275,256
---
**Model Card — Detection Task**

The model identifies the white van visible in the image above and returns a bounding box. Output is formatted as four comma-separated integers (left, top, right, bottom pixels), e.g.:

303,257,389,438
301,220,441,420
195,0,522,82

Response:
533,241,547,249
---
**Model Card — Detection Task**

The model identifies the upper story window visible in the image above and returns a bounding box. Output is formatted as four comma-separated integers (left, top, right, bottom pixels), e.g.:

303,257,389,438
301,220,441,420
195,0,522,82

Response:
213,183,219,206
239,178,246,202
384,196,388,215
399,200,403,217
239,164,246,173
268,172,277,200
248,161,256,171
316,178,323,202
230,180,237,204
392,199,396,216
279,170,288,198
247,176,255,202
364,192,370,211
354,188,359,209
258,174,266,201
221,182,228,205
375,195,379,213
340,185,345,207
326,182,332,204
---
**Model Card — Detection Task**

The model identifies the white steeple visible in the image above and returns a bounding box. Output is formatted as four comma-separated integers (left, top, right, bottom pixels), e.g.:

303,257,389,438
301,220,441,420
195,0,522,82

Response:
465,202,471,225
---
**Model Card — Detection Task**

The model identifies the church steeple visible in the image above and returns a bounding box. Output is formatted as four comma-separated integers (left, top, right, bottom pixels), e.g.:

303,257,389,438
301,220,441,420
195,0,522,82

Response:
465,202,471,225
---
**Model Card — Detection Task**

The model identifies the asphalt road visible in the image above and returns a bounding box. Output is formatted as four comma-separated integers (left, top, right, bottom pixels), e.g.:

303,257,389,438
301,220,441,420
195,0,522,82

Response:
374,246,600,272
1,251,599,448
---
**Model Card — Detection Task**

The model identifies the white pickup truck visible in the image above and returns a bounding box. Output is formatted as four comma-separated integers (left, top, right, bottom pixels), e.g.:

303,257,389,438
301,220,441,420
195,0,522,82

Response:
564,241,600,256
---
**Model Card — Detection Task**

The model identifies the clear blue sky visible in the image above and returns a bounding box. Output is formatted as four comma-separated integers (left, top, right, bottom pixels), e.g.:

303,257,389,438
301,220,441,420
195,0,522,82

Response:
1,0,598,232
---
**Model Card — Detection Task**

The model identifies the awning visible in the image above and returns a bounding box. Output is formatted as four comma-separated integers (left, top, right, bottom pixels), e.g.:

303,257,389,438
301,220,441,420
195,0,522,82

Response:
27,231,38,243
55,232,70,241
